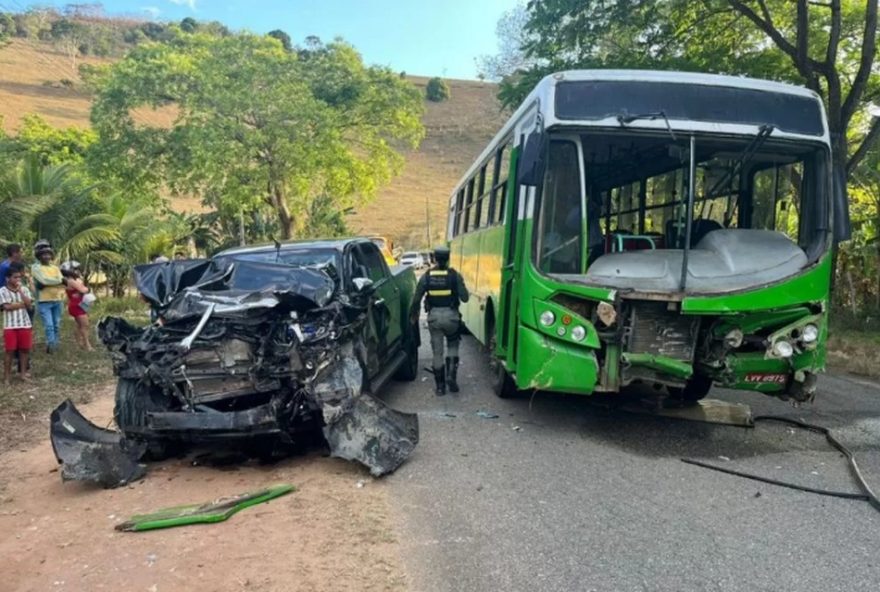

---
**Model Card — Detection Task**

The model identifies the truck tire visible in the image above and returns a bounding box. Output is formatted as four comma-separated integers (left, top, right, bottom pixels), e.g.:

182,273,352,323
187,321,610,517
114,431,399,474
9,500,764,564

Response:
114,378,177,460
394,339,419,382
667,374,713,404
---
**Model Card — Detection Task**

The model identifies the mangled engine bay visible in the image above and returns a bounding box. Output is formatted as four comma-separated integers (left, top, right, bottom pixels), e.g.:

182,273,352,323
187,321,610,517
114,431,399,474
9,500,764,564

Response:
51,258,418,487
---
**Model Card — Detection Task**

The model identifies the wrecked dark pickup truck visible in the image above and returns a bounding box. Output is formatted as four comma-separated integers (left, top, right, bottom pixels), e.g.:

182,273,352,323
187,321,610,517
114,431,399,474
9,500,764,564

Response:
51,238,421,487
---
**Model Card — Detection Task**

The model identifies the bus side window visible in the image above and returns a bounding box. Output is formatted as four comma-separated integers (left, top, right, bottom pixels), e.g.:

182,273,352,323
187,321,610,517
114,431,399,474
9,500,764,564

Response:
474,163,490,229
462,177,476,233
453,188,465,236
492,142,512,224
751,162,803,242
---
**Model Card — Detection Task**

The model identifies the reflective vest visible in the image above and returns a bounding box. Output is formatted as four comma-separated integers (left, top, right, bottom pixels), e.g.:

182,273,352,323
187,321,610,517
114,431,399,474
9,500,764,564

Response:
425,269,457,309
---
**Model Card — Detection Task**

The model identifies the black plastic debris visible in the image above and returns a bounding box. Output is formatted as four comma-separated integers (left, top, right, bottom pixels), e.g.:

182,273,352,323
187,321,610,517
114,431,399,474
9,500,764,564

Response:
50,400,147,488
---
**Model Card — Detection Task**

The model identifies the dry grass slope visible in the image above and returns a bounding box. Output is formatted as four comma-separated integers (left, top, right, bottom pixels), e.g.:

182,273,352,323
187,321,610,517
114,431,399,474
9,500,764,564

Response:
0,41,507,247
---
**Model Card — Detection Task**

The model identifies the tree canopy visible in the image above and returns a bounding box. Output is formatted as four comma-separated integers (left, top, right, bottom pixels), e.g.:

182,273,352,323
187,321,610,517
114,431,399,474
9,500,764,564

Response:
495,0,878,176
86,32,424,239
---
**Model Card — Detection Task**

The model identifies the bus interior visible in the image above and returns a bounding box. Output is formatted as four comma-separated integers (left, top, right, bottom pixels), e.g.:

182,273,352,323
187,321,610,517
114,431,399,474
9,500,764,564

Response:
535,131,830,294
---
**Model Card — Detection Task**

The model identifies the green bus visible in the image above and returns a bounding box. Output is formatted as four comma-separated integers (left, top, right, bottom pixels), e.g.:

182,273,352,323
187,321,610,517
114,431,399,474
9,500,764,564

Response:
448,70,850,403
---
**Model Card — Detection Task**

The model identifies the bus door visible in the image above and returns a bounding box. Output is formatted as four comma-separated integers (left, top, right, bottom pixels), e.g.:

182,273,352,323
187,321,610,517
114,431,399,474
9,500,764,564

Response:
498,145,525,366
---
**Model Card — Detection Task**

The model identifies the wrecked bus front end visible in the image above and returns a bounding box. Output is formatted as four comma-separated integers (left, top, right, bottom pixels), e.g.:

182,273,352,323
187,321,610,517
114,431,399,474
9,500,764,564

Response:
51,257,418,487
455,72,842,405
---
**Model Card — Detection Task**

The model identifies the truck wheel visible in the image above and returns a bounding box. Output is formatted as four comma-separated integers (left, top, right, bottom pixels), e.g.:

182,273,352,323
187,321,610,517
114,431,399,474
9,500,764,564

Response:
114,379,178,460
394,340,419,382
667,374,713,404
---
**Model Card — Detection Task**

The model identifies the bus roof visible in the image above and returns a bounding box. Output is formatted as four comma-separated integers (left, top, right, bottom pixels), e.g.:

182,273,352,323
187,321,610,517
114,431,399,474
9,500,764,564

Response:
450,70,828,200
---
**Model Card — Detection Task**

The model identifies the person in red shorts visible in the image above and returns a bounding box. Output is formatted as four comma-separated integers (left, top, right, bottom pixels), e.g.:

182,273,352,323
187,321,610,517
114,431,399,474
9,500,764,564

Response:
61,261,94,352
1,262,34,385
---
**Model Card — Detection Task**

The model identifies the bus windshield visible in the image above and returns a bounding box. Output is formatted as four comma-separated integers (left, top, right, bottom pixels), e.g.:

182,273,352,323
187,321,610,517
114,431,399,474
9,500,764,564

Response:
533,132,829,291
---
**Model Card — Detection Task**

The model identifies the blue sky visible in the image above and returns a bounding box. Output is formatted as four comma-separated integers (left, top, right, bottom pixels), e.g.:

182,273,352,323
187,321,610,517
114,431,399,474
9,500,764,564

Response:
22,0,517,79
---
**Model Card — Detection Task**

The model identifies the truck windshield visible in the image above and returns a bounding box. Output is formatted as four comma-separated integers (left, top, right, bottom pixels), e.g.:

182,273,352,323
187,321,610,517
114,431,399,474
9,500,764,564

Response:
533,132,829,279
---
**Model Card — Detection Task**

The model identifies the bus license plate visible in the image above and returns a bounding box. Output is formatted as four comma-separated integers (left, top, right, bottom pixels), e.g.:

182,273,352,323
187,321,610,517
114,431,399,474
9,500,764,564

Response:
744,373,787,384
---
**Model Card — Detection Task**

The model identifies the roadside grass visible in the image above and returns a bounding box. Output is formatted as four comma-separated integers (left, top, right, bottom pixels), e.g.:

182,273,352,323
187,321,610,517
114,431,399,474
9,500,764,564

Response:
0,297,150,454
827,309,880,380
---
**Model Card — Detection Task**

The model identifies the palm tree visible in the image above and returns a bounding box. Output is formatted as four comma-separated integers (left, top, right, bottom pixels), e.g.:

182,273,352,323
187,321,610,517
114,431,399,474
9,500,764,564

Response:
62,194,164,296
0,156,82,244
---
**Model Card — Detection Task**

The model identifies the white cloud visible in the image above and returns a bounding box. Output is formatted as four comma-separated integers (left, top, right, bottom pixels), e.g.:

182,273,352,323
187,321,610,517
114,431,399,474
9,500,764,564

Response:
168,0,197,11
142,6,161,18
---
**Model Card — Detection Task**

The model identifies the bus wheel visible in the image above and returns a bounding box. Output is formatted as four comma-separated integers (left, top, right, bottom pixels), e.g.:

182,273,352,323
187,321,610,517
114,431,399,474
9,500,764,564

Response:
491,363,518,399
667,374,713,404
487,333,517,399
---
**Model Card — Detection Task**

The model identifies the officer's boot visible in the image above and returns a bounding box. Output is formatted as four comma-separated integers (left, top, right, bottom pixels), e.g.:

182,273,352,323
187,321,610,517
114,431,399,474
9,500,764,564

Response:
433,367,446,396
446,357,460,393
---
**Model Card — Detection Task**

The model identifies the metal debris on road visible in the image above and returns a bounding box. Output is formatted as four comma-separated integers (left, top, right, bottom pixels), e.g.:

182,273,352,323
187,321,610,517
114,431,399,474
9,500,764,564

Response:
476,411,500,419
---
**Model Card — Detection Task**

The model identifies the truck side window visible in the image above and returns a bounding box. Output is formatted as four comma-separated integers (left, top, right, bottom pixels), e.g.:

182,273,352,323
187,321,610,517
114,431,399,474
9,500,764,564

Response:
357,244,388,283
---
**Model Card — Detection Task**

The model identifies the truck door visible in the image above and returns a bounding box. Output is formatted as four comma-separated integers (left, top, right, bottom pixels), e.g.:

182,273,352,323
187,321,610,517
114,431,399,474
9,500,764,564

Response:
354,243,402,365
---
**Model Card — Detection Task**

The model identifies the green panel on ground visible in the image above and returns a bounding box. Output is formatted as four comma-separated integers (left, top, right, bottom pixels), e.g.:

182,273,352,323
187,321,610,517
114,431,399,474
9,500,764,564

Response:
116,484,296,532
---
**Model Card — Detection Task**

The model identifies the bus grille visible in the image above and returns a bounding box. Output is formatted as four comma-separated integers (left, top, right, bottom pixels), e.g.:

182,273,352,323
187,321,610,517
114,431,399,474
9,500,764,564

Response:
626,303,699,361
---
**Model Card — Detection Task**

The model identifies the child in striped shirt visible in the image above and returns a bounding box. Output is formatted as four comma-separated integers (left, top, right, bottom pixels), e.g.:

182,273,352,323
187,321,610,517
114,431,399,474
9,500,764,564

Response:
1,262,34,385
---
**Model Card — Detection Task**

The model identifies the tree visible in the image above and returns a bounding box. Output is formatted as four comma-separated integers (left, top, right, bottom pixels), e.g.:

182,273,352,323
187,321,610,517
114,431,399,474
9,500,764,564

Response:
267,29,291,51
7,114,96,165
475,2,534,81
180,17,198,34
88,32,424,239
498,1,879,179
426,77,450,102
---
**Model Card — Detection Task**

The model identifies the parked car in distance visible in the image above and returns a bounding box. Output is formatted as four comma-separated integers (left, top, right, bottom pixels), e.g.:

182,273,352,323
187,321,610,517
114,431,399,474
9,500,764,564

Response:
399,251,425,268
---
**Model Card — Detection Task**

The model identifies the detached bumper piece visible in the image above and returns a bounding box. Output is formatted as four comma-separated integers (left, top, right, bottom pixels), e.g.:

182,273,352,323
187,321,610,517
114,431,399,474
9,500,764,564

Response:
323,394,419,477
115,484,295,532
50,399,147,488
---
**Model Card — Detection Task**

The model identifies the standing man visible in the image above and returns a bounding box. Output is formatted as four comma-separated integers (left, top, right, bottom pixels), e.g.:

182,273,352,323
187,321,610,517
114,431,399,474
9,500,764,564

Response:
31,240,65,354
410,246,469,395
0,243,23,287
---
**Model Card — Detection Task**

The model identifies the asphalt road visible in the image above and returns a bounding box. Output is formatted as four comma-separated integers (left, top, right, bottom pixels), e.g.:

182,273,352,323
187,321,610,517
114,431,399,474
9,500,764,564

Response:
381,331,880,592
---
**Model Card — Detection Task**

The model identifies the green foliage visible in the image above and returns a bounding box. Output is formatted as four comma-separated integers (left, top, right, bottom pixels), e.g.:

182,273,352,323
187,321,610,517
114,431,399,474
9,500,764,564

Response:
426,77,451,102
5,115,96,165
88,32,424,239
180,17,198,34
267,29,291,51
0,12,14,40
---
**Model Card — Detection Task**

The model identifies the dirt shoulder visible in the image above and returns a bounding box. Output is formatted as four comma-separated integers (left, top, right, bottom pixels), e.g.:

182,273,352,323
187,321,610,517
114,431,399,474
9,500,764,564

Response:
0,392,408,592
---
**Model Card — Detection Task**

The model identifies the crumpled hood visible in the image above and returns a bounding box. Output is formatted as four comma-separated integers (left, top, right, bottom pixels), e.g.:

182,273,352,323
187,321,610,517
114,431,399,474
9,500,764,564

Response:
136,259,337,321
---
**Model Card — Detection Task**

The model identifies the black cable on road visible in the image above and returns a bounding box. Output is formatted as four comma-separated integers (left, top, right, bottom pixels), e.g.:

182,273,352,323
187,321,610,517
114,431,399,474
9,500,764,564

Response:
681,415,880,513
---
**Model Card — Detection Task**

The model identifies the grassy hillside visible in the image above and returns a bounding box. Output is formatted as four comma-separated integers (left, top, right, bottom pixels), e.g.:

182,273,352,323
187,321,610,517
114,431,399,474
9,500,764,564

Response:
0,40,507,249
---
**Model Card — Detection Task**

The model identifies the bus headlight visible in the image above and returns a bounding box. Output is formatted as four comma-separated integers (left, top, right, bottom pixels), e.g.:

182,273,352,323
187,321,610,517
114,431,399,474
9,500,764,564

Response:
597,302,617,327
772,340,794,359
801,324,819,344
539,310,556,327
571,326,586,342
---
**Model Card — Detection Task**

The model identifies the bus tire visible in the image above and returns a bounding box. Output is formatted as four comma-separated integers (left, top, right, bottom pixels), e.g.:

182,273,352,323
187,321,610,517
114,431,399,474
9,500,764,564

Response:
486,321,518,399
491,362,518,399
667,374,713,404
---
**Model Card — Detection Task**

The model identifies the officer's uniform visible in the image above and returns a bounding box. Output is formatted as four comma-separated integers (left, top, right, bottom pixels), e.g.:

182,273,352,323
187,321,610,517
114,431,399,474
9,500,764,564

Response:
411,250,469,394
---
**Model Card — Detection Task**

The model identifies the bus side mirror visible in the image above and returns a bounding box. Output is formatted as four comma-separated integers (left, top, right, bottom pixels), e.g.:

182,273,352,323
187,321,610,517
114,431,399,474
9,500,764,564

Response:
517,131,546,187
832,167,851,243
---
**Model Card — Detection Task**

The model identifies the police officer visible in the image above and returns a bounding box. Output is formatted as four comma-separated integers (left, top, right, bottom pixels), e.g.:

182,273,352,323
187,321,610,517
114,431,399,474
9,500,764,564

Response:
410,246,469,395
